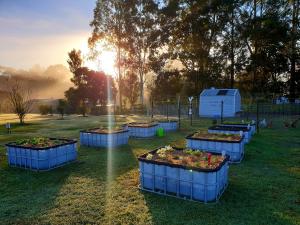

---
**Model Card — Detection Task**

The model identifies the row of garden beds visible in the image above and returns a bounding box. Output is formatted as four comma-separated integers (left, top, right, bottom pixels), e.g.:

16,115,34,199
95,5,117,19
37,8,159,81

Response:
4,120,179,170
79,120,178,147
5,120,255,204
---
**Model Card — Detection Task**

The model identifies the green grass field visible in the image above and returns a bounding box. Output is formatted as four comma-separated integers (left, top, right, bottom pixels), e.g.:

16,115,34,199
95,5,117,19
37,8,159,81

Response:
0,114,299,225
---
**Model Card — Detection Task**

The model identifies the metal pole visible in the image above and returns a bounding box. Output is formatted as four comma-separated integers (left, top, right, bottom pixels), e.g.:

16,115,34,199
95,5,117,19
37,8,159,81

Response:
167,101,169,120
221,101,224,123
190,101,193,126
247,104,249,121
188,96,194,126
151,99,154,119
256,101,259,133
178,96,181,129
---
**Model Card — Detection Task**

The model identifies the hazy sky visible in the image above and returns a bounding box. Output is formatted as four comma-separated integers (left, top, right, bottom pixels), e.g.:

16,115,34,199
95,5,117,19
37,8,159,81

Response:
0,0,96,69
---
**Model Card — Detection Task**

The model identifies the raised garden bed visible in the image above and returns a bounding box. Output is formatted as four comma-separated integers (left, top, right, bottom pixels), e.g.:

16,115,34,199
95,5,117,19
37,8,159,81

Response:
157,120,178,132
128,122,158,138
222,121,256,135
186,132,244,163
138,146,229,203
80,127,129,147
6,137,77,171
208,125,251,143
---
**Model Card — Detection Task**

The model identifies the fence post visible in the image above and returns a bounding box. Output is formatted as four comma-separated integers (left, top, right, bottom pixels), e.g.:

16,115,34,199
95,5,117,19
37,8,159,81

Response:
256,101,259,133
190,105,193,126
178,96,181,129
246,104,249,121
188,96,193,126
151,99,154,119
166,100,169,120
221,100,224,123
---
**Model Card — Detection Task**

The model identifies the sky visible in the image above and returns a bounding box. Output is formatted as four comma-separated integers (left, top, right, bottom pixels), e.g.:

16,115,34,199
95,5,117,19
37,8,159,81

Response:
0,0,96,69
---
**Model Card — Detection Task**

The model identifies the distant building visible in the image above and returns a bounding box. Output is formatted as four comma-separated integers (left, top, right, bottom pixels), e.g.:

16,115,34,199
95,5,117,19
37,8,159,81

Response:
273,97,289,104
199,88,241,117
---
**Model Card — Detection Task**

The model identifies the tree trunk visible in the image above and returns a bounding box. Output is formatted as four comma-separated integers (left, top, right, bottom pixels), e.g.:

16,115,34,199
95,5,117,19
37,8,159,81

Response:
139,73,144,105
230,3,235,88
252,0,257,94
289,0,299,102
118,46,123,111
19,115,24,125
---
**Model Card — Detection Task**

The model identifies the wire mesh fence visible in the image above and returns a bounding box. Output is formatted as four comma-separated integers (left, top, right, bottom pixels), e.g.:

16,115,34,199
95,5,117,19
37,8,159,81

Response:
134,97,300,132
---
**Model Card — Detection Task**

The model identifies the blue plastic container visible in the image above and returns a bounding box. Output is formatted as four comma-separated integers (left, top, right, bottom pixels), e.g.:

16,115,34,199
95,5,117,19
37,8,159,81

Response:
208,125,251,143
186,132,245,163
6,138,77,171
138,147,229,203
80,128,129,147
128,123,158,138
157,121,178,132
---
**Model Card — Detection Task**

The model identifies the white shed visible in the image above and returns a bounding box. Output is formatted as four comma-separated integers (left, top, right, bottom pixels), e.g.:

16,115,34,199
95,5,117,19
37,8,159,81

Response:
199,88,241,117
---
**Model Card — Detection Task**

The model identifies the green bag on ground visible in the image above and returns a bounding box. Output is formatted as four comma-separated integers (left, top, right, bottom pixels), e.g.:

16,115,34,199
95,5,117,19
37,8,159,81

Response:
156,128,165,137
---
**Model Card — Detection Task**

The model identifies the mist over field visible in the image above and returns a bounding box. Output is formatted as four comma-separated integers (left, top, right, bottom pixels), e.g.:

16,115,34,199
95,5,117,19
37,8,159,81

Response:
0,64,72,99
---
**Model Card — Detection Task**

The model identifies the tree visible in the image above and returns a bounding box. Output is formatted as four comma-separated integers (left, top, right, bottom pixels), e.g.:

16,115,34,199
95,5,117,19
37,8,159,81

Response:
237,0,290,96
56,99,68,119
67,49,83,74
154,0,229,96
122,72,139,108
128,0,159,105
8,81,33,124
65,67,117,113
77,100,90,116
39,105,53,115
150,70,183,101
90,0,134,111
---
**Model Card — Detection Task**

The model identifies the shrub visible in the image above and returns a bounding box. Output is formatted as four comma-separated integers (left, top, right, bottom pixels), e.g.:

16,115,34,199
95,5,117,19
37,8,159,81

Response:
57,99,68,118
39,105,53,115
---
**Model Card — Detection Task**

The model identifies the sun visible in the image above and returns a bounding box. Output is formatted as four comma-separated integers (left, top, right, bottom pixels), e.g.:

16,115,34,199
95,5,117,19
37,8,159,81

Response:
80,41,116,76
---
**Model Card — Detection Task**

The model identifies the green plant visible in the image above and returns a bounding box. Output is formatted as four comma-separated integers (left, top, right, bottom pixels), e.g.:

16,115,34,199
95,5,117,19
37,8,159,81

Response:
39,105,53,115
146,154,153,160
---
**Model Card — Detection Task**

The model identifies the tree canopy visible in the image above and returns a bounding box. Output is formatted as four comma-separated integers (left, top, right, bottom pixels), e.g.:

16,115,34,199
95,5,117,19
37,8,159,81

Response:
77,0,300,108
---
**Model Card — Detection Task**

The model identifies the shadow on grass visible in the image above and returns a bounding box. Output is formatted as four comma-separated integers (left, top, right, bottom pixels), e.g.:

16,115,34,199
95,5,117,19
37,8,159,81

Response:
0,163,73,224
141,172,297,225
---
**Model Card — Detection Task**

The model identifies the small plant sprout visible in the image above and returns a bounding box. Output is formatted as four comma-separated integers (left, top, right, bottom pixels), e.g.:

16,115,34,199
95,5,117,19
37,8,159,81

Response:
207,153,212,165
146,153,153,160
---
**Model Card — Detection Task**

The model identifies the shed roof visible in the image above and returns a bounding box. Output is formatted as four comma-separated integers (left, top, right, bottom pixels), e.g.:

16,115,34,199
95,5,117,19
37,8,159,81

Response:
200,88,238,96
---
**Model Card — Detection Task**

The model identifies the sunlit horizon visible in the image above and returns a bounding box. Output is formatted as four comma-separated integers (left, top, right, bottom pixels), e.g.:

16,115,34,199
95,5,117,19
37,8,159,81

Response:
80,41,117,77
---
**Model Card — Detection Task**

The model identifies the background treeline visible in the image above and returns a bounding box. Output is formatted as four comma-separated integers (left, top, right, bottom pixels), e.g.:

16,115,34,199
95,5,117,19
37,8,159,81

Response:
65,0,299,113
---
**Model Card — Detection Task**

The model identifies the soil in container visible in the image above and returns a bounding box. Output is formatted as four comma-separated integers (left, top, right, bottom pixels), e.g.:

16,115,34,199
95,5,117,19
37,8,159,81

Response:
188,132,243,142
139,146,228,171
128,122,158,128
138,146,230,203
209,125,251,132
84,127,127,134
7,137,74,149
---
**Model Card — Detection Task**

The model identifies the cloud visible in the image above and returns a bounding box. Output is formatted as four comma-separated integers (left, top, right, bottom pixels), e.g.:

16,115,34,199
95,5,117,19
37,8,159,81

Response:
0,64,73,99
0,0,96,69
0,32,90,69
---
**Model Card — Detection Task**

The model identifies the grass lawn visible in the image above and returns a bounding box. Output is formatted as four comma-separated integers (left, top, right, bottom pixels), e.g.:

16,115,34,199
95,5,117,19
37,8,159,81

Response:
0,114,299,225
